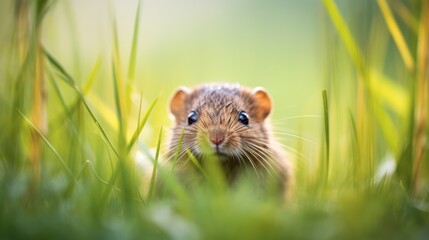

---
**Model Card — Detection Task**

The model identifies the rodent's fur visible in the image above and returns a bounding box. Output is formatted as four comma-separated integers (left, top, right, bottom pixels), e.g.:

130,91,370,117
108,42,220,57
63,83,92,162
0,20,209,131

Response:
168,83,293,198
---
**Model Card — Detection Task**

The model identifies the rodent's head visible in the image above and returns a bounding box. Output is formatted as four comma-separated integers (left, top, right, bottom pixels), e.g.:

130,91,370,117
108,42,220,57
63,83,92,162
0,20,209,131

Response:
169,84,272,160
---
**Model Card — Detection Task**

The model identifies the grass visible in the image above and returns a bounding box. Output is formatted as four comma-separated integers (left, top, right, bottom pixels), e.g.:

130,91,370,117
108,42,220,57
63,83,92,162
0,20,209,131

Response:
0,0,428,239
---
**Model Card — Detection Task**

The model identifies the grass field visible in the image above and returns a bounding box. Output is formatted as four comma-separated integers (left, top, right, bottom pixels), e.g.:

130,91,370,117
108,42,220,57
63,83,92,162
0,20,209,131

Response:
0,0,428,239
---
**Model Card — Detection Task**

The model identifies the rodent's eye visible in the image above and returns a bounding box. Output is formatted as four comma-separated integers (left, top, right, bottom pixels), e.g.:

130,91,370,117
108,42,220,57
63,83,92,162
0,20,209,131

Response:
187,111,198,125
238,111,249,126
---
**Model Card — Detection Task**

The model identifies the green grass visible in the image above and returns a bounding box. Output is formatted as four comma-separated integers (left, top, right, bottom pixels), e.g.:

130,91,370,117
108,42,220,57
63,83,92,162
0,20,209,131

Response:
1,0,428,239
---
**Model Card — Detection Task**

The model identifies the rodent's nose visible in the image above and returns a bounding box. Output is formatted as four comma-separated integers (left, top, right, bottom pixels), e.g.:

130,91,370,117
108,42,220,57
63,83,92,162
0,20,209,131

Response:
210,132,225,146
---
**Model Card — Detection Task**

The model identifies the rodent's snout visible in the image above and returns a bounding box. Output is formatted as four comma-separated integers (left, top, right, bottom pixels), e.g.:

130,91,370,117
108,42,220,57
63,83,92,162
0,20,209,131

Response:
209,129,225,146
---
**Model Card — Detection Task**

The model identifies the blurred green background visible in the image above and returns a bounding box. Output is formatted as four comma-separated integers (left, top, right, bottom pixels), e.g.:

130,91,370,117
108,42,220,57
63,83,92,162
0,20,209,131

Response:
0,0,428,239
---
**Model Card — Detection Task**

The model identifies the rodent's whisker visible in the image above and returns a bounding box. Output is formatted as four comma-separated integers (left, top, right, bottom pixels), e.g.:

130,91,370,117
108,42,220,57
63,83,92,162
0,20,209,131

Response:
280,144,307,161
244,146,277,178
247,146,281,172
254,141,305,162
164,140,200,161
270,115,322,122
240,138,270,147
162,146,188,163
244,141,275,158
244,138,291,150
238,148,261,180
244,144,283,170
161,148,189,165
162,139,194,154
267,131,317,145
232,151,245,169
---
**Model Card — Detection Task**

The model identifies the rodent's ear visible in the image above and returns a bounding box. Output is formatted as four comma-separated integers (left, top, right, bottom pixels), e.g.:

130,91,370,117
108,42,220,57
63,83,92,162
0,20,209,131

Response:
252,87,272,120
170,87,190,119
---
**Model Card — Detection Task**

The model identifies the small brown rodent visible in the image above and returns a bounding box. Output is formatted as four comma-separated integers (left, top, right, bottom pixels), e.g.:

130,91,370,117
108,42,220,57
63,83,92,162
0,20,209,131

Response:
167,83,292,198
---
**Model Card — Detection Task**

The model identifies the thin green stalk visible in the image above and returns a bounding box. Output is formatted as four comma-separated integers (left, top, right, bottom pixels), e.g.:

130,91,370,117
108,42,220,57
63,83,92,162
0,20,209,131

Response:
187,150,209,179
377,0,414,71
148,127,163,202
44,49,121,160
127,0,142,83
110,6,127,135
127,99,158,152
18,110,77,183
322,89,330,186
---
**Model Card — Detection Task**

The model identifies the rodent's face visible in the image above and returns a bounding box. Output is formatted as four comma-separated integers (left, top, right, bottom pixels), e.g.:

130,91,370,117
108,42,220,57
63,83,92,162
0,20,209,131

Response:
169,84,272,161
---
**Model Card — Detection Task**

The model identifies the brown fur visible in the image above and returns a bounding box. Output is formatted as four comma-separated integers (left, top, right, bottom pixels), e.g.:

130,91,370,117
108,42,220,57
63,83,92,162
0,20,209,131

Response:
168,83,293,198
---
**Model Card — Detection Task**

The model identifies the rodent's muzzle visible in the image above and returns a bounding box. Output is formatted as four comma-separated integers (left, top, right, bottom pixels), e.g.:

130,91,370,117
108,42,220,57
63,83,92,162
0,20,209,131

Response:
209,129,225,146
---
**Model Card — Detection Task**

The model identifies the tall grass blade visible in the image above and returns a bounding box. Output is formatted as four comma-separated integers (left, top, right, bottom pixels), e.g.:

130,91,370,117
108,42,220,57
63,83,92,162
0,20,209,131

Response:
82,57,102,94
48,69,97,165
373,98,400,151
377,0,415,71
44,50,121,160
127,0,142,83
77,160,110,186
369,71,409,118
80,98,122,158
18,110,76,182
110,6,127,133
50,57,101,130
44,48,75,87
111,61,125,134
412,1,429,195
125,0,143,120
87,94,119,132
349,111,360,185
392,0,419,34
322,0,362,71
187,150,209,179
322,89,330,186
30,38,45,188
148,127,162,202
127,98,158,152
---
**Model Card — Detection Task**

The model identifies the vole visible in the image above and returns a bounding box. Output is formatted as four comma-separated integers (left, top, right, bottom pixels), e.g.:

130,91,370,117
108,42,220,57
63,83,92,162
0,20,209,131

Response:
167,83,293,198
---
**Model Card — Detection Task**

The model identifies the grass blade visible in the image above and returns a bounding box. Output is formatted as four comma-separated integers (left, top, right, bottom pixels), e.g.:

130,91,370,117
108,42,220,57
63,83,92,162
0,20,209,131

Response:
110,6,127,133
45,49,122,160
18,110,76,182
127,98,158,152
322,89,330,186
377,0,414,71
127,0,142,83
82,56,102,94
49,56,101,131
112,61,125,134
77,160,110,186
411,1,429,195
391,0,418,34
148,127,162,202
125,0,143,121
322,0,362,71
349,111,361,185
44,48,75,87
86,94,119,132
369,71,409,118
187,150,209,179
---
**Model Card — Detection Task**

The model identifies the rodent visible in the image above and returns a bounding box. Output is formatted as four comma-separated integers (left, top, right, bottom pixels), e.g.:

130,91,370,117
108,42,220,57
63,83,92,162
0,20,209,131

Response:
167,83,293,199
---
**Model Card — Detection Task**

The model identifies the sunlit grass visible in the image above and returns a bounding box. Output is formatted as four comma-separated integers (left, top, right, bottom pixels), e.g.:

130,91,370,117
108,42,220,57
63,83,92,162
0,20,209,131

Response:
0,0,428,239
